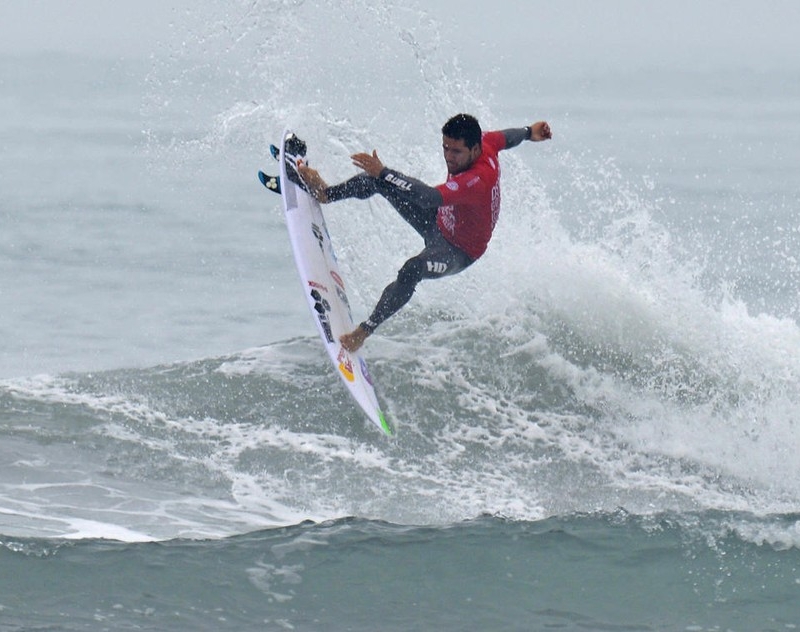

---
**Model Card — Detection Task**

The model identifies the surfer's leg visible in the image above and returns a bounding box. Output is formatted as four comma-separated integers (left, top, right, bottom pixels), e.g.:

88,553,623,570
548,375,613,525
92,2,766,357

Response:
324,173,435,238
360,239,474,334
341,259,420,351
341,238,473,351
362,259,424,331
374,182,438,238
324,174,380,202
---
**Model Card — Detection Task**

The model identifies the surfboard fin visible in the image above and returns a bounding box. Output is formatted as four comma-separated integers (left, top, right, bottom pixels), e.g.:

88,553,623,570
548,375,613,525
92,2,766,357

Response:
257,170,281,194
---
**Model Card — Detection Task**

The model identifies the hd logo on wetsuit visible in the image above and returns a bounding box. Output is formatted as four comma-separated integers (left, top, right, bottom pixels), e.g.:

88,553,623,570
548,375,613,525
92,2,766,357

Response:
310,289,334,343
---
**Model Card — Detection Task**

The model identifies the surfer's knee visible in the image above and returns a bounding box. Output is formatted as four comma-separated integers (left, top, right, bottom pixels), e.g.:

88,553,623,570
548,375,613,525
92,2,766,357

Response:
397,257,425,288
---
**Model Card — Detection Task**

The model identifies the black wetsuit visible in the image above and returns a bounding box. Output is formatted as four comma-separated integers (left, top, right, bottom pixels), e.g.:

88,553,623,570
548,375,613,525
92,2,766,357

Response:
325,127,530,334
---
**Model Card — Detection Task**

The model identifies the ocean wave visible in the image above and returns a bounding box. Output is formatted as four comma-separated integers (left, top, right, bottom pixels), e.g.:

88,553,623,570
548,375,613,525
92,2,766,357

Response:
2,307,799,544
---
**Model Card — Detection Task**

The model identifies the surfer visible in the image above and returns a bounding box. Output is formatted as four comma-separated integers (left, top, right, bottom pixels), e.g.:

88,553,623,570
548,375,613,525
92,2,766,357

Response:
298,114,552,352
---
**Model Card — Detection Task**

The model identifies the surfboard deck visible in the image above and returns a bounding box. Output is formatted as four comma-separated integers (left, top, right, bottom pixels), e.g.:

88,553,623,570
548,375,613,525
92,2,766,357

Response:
260,130,393,437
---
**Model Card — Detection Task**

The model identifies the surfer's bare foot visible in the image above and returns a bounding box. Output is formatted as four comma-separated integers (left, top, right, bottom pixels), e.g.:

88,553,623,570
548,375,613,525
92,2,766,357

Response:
297,163,329,203
341,325,370,353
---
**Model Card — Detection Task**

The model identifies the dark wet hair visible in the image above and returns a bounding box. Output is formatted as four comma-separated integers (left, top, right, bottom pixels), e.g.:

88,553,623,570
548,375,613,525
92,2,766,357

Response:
441,113,482,148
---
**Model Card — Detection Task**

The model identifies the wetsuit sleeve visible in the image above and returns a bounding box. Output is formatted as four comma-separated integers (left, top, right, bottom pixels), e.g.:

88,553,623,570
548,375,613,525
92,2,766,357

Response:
500,128,529,149
376,167,443,208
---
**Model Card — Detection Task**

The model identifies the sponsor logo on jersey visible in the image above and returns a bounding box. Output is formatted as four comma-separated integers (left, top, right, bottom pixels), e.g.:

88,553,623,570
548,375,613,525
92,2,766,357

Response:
438,205,455,233
466,176,480,188
445,180,459,191
491,183,501,226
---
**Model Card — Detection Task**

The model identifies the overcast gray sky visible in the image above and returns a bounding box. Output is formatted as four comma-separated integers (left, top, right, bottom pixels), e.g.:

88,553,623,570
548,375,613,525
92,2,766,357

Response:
0,0,195,57
1,0,799,71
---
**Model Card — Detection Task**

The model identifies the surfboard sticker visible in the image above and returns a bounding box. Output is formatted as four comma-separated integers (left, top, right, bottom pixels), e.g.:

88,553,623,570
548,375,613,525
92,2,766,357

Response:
271,129,393,436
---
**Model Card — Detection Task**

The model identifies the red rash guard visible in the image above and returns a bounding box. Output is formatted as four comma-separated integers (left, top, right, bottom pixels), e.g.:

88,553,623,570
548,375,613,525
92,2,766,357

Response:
434,131,506,260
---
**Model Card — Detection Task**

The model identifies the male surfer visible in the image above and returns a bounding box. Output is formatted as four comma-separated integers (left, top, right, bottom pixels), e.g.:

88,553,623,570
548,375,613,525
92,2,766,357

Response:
298,114,552,352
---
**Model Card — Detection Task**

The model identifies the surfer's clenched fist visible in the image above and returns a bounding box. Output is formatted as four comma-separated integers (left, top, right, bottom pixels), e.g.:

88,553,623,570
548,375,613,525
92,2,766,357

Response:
529,121,552,141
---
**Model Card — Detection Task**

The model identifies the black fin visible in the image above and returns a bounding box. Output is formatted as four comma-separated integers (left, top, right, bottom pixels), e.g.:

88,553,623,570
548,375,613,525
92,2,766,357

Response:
258,171,281,194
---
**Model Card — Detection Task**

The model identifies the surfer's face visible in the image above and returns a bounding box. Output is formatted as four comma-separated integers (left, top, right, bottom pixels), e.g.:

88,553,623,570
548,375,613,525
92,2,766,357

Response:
442,136,481,175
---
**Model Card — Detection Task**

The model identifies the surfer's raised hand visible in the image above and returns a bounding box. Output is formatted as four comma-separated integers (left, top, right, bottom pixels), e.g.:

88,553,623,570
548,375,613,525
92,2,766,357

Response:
529,121,552,141
351,150,384,178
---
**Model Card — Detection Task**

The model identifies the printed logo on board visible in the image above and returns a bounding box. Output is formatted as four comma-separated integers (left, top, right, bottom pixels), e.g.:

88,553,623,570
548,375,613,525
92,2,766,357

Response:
311,223,324,252
426,261,448,274
310,289,334,343
359,357,374,386
330,271,345,290
337,347,355,382
335,285,352,320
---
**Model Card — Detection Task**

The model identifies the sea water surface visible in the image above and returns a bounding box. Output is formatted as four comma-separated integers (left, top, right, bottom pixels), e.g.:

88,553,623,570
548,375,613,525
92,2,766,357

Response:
2,2,800,630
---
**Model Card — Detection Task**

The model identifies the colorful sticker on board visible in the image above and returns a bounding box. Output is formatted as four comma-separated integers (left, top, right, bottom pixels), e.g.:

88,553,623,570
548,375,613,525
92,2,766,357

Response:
337,347,355,382
359,357,374,386
330,271,345,290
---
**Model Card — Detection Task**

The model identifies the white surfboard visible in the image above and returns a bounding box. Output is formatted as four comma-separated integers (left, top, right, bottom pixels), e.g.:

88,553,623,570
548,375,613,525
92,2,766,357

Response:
270,129,393,436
